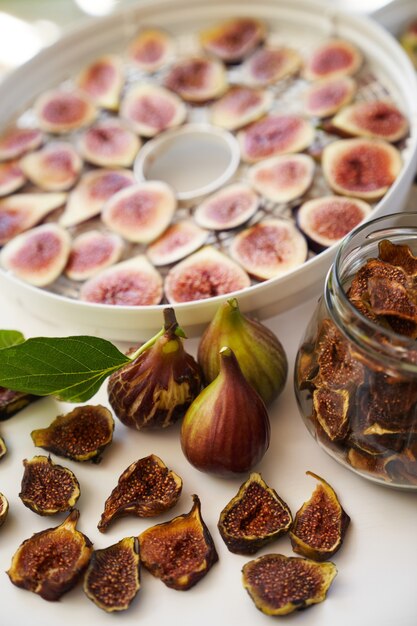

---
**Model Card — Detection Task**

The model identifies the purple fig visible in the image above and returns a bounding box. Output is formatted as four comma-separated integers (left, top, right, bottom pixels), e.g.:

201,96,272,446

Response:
304,76,356,118
78,119,141,167
120,83,186,137
164,57,228,103
34,88,97,134
303,38,363,81
248,153,315,203
200,17,266,63
193,183,259,230
0,161,25,196
127,28,175,73
331,100,409,143
20,141,82,191
0,127,43,162
210,85,272,131
75,54,124,111
146,221,209,266
243,46,302,86
65,229,124,281
0,192,67,245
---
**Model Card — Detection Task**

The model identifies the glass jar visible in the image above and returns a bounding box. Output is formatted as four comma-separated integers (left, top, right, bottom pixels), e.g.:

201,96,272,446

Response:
294,213,417,490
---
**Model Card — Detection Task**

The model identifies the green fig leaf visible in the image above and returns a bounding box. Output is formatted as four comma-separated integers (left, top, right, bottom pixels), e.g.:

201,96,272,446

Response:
0,330,25,349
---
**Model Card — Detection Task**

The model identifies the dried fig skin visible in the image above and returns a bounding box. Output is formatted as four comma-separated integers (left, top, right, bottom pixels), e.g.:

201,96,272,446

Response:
0,491,9,527
0,387,40,421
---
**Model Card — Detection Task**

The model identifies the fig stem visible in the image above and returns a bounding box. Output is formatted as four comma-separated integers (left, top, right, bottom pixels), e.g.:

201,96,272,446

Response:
128,308,186,362
128,328,165,362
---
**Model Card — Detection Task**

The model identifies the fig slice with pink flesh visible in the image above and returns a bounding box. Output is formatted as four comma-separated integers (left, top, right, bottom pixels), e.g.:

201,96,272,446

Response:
243,46,302,86
248,153,315,203
165,246,251,304
128,28,175,72
65,229,124,281
20,141,82,191
120,84,186,137
304,76,356,118
101,181,177,244
59,168,135,228
164,57,228,103
193,183,259,230
79,255,163,306
200,17,266,63
0,192,67,245
0,127,43,162
34,89,97,134
75,54,124,111
322,138,402,200
147,220,209,266
0,161,25,196
331,100,409,143
238,114,314,163
78,119,141,167
303,38,363,81
0,223,71,286
229,218,308,280
210,85,272,131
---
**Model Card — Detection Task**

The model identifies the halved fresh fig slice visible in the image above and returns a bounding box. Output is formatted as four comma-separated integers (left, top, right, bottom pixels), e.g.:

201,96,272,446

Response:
65,230,124,281
128,28,175,73
0,127,43,162
0,192,67,245
243,46,302,86
101,181,176,244
165,246,250,303
78,119,141,168
34,88,97,134
147,220,208,266
248,153,315,203
297,195,372,250
75,54,124,111
0,223,71,286
331,100,409,143
322,138,402,200
59,168,135,228
238,114,314,163
20,141,82,191
304,76,356,118
0,160,25,196
229,219,308,280
210,85,272,131
193,183,259,230
303,38,363,81
164,57,228,103
200,17,266,63
120,84,186,137
79,255,163,306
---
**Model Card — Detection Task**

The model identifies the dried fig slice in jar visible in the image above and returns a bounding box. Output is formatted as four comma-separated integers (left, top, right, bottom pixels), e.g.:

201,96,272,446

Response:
164,57,228,103
0,161,25,197
0,492,9,527
7,509,93,601
303,38,363,81
0,127,43,161
210,85,272,131
331,100,409,143
218,473,292,555
304,76,356,118
20,141,82,191
19,455,80,516
378,239,417,277
193,183,259,231
120,83,186,137
146,221,209,266
128,28,174,72
34,88,97,134
248,153,315,203
243,46,302,86
347,257,408,303
0,192,67,245
200,17,266,63
98,454,182,532
78,119,141,168
75,54,124,111
368,276,417,322
139,494,218,590
84,537,140,612
312,386,350,441
0,387,40,420
31,405,114,463
289,471,350,561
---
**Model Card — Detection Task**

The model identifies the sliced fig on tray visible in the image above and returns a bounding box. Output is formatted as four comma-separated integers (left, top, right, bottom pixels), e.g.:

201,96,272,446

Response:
65,230,124,281
78,119,141,167
200,17,266,63
303,38,363,81
210,85,272,131
120,84,186,137
34,89,97,134
20,141,82,191
128,28,175,73
193,183,259,230
304,76,356,118
75,54,124,111
248,153,315,203
0,160,25,196
0,127,43,161
147,220,208,266
0,192,67,245
243,46,302,86
331,100,409,142
164,57,228,103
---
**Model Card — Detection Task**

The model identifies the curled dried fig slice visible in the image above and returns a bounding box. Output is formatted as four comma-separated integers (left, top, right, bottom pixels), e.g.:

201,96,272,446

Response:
146,220,208,266
303,38,363,81
210,86,272,131
19,455,80,516
243,46,302,86
0,127,43,162
79,255,163,305
65,229,124,281
322,138,402,200
164,246,251,304
34,89,97,134
0,160,25,196
0,223,71,287
347,447,393,482
289,471,350,561
164,57,228,103
200,17,266,63
193,183,259,231
379,239,417,276
120,83,186,137
20,141,82,191
0,434,6,460
84,537,140,612
0,492,9,527
101,181,177,244
7,509,92,601
242,553,337,616
31,405,114,463
248,153,315,203
78,119,141,168
348,257,408,303
75,54,124,111
229,219,308,281
0,387,40,421
139,494,218,590
304,76,356,118
0,192,67,245
368,276,417,322
332,100,409,143
128,28,174,72
218,472,292,555
312,386,350,441
238,114,314,163
98,454,182,532
315,318,364,389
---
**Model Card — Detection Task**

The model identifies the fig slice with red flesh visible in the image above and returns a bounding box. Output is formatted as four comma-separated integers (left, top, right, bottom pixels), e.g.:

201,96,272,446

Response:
243,46,302,86
193,183,259,230
229,219,308,281
164,57,228,103
65,229,124,281
128,28,175,73
304,76,356,118
101,181,177,244
79,255,163,306
0,223,71,286
146,220,209,266
238,114,314,163
59,168,135,227
248,153,315,203
78,119,141,168
75,54,124,111
0,492,8,526
322,138,402,200
120,83,186,137
297,195,372,251
34,88,97,134
20,141,82,191
164,246,251,304
331,100,409,143
210,85,272,131
200,17,266,63
0,127,43,162
0,160,26,196
0,192,67,245
312,386,350,441
303,38,363,81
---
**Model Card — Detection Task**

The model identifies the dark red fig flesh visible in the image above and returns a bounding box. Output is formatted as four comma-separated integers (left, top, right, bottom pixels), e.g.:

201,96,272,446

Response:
147,220,208,266
120,83,186,137
78,119,141,168
34,89,97,134
0,160,25,196
193,183,259,230
331,100,409,142
20,141,82,191
304,76,356,118
65,230,124,281
76,54,124,111
243,46,302,86
0,192,67,245
248,153,315,203
200,17,266,63
0,127,43,162
210,85,271,131
164,57,228,103
303,38,363,81
128,28,174,72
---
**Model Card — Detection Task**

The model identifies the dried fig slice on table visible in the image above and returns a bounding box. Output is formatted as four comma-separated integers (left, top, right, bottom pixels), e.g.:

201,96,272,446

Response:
193,183,259,231
0,192,67,245
34,88,97,134
304,76,356,118
20,141,82,191
78,119,141,168
146,221,209,266
120,83,186,137
0,127,43,161
248,153,315,203
65,230,124,281
210,85,272,131
0,161,25,197
0,387,40,420
0,492,8,527
75,54,124,111
200,17,266,63
243,46,302,86
331,100,409,142
303,38,363,81
164,57,228,103
0,434,6,460
128,28,175,73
